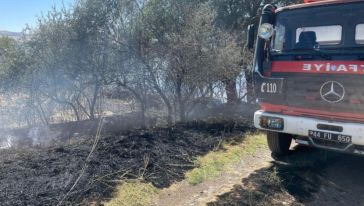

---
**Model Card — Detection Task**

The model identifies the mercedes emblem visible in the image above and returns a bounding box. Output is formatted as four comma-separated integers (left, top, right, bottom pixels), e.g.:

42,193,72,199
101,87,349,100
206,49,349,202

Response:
320,81,345,103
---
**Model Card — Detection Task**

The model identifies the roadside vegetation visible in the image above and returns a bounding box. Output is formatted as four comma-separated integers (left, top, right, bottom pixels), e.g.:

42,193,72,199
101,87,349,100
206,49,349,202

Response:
102,132,266,206
186,133,267,185
105,180,158,206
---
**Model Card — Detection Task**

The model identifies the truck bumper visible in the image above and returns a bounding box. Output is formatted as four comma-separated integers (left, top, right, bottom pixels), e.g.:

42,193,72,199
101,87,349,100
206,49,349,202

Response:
254,110,364,154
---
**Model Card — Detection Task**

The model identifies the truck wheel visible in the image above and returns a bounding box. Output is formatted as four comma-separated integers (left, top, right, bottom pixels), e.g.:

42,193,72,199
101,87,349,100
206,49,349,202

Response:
267,132,292,155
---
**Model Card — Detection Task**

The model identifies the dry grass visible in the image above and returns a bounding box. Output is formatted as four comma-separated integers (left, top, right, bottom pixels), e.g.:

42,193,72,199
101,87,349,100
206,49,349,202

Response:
105,180,158,206
185,133,267,185
259,169,282,188
105,132,267,205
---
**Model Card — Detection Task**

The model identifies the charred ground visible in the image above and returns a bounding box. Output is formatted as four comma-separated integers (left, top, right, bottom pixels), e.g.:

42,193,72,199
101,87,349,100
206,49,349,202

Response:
0,117,253,206
1,112,363,206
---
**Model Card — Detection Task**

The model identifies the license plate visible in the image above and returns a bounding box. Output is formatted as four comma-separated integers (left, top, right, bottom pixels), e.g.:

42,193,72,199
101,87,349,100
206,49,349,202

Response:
308,130,352,144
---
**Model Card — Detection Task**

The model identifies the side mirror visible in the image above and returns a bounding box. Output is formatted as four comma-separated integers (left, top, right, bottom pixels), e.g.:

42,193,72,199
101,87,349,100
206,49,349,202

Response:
247,24,255,49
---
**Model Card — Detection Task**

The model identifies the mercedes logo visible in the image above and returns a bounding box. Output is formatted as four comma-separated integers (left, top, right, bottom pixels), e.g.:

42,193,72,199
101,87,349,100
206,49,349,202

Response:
320,81,345,103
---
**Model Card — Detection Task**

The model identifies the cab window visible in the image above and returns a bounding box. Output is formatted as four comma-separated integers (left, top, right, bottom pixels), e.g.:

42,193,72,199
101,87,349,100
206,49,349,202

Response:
355,24,364,44
296,25,342,46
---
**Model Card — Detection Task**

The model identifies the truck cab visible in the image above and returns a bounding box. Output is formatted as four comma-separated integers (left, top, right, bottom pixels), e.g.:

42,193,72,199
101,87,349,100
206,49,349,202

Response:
251,0,364,155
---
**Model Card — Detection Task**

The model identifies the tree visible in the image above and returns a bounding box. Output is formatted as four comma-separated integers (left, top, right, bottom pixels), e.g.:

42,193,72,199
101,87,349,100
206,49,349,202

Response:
0,0,305,128
134,0,242,121
211,0,303,104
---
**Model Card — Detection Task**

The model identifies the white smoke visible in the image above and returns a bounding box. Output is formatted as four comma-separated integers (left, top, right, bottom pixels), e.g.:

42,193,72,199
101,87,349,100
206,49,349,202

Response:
27,126,61,147
0,134,13,149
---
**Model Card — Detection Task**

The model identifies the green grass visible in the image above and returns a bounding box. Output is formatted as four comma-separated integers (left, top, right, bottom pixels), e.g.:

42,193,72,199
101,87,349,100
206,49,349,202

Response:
185,133,267,185
105,132,267,205
105,180,158,206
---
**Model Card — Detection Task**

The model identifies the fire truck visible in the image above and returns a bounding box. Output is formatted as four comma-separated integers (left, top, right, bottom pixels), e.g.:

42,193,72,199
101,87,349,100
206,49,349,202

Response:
248,0,364,155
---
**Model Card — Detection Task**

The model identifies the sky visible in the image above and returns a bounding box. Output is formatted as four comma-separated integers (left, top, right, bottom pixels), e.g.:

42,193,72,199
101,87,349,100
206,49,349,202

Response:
0,0,75,32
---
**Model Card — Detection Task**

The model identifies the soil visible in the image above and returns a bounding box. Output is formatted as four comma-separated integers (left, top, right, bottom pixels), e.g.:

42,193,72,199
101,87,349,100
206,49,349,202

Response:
0,119,253,206
152,147,272,206
153,143,364,206
207,146,364,206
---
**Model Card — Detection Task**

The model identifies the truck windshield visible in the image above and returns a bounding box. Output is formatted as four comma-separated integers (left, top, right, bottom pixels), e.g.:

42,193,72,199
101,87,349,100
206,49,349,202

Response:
271,2,364,53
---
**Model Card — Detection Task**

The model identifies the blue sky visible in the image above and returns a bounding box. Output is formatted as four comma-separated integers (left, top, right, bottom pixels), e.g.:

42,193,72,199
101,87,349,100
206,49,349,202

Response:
0,0,75,32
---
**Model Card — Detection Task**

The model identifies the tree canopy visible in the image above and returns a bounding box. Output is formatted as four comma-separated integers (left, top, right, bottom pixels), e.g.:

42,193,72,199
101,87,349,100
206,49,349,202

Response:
0,0,302,127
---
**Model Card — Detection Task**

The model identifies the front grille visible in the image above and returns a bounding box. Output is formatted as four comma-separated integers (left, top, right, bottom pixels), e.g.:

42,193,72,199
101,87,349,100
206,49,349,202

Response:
312,138,349,150
317,124,343,132
270,73,364,118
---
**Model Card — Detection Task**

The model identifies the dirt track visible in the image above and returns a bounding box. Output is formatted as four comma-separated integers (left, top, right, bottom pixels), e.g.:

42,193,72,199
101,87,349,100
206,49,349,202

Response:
208,145,364,206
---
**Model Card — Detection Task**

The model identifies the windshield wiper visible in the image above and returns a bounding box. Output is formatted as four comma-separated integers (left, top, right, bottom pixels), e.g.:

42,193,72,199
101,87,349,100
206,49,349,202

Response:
271,49,332,60
293,49,332,60
324,47,364,54
338,46,364,50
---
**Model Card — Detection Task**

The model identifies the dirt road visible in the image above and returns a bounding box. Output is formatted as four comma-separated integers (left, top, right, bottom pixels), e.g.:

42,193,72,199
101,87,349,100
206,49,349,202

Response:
209,145,364,206
154,143,364,206
153,145,272,206
302,148,364,206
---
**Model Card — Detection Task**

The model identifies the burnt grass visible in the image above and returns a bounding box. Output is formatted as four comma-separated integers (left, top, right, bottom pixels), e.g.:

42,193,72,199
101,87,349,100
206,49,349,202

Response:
0,119,254,206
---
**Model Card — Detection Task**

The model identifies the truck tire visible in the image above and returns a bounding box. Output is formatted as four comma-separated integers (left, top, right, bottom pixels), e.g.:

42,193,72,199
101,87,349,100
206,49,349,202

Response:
267,132,292,155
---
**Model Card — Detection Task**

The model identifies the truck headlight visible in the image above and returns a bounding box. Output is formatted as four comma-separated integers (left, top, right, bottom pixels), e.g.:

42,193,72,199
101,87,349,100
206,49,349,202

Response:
258,23,274,40
260,116,284,130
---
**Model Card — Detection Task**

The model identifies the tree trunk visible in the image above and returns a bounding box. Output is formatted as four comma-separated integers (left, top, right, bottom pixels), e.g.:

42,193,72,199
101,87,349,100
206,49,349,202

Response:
117,82,147,128
225,79,238,104
89,83,100,119
140,101,147,128
39,105,49,125
176,76,186,122
209,84,214,98
68,102,81,121
244,68,254,103
145,64,173,126
158,90,173,126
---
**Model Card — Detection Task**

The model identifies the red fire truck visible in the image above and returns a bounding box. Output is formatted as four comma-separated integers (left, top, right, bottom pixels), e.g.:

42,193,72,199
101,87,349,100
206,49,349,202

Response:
248,0,364,155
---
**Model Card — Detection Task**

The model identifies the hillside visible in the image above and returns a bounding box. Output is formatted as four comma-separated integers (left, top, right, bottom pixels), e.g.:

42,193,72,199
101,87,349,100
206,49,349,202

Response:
0,30,21,38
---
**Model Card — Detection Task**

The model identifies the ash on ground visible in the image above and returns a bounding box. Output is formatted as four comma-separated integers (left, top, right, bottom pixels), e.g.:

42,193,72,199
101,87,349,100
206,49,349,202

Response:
0,115,253,206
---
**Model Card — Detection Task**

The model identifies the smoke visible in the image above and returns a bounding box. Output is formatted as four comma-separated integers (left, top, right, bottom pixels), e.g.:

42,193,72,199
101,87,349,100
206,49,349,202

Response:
27,126,61,147
0,134,13,149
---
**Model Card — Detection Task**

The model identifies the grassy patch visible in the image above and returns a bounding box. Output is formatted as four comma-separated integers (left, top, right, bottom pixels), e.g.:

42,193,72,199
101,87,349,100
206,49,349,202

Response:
105,132,267,205
185,133,267,185
105,180,158,206
259,169,282,188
